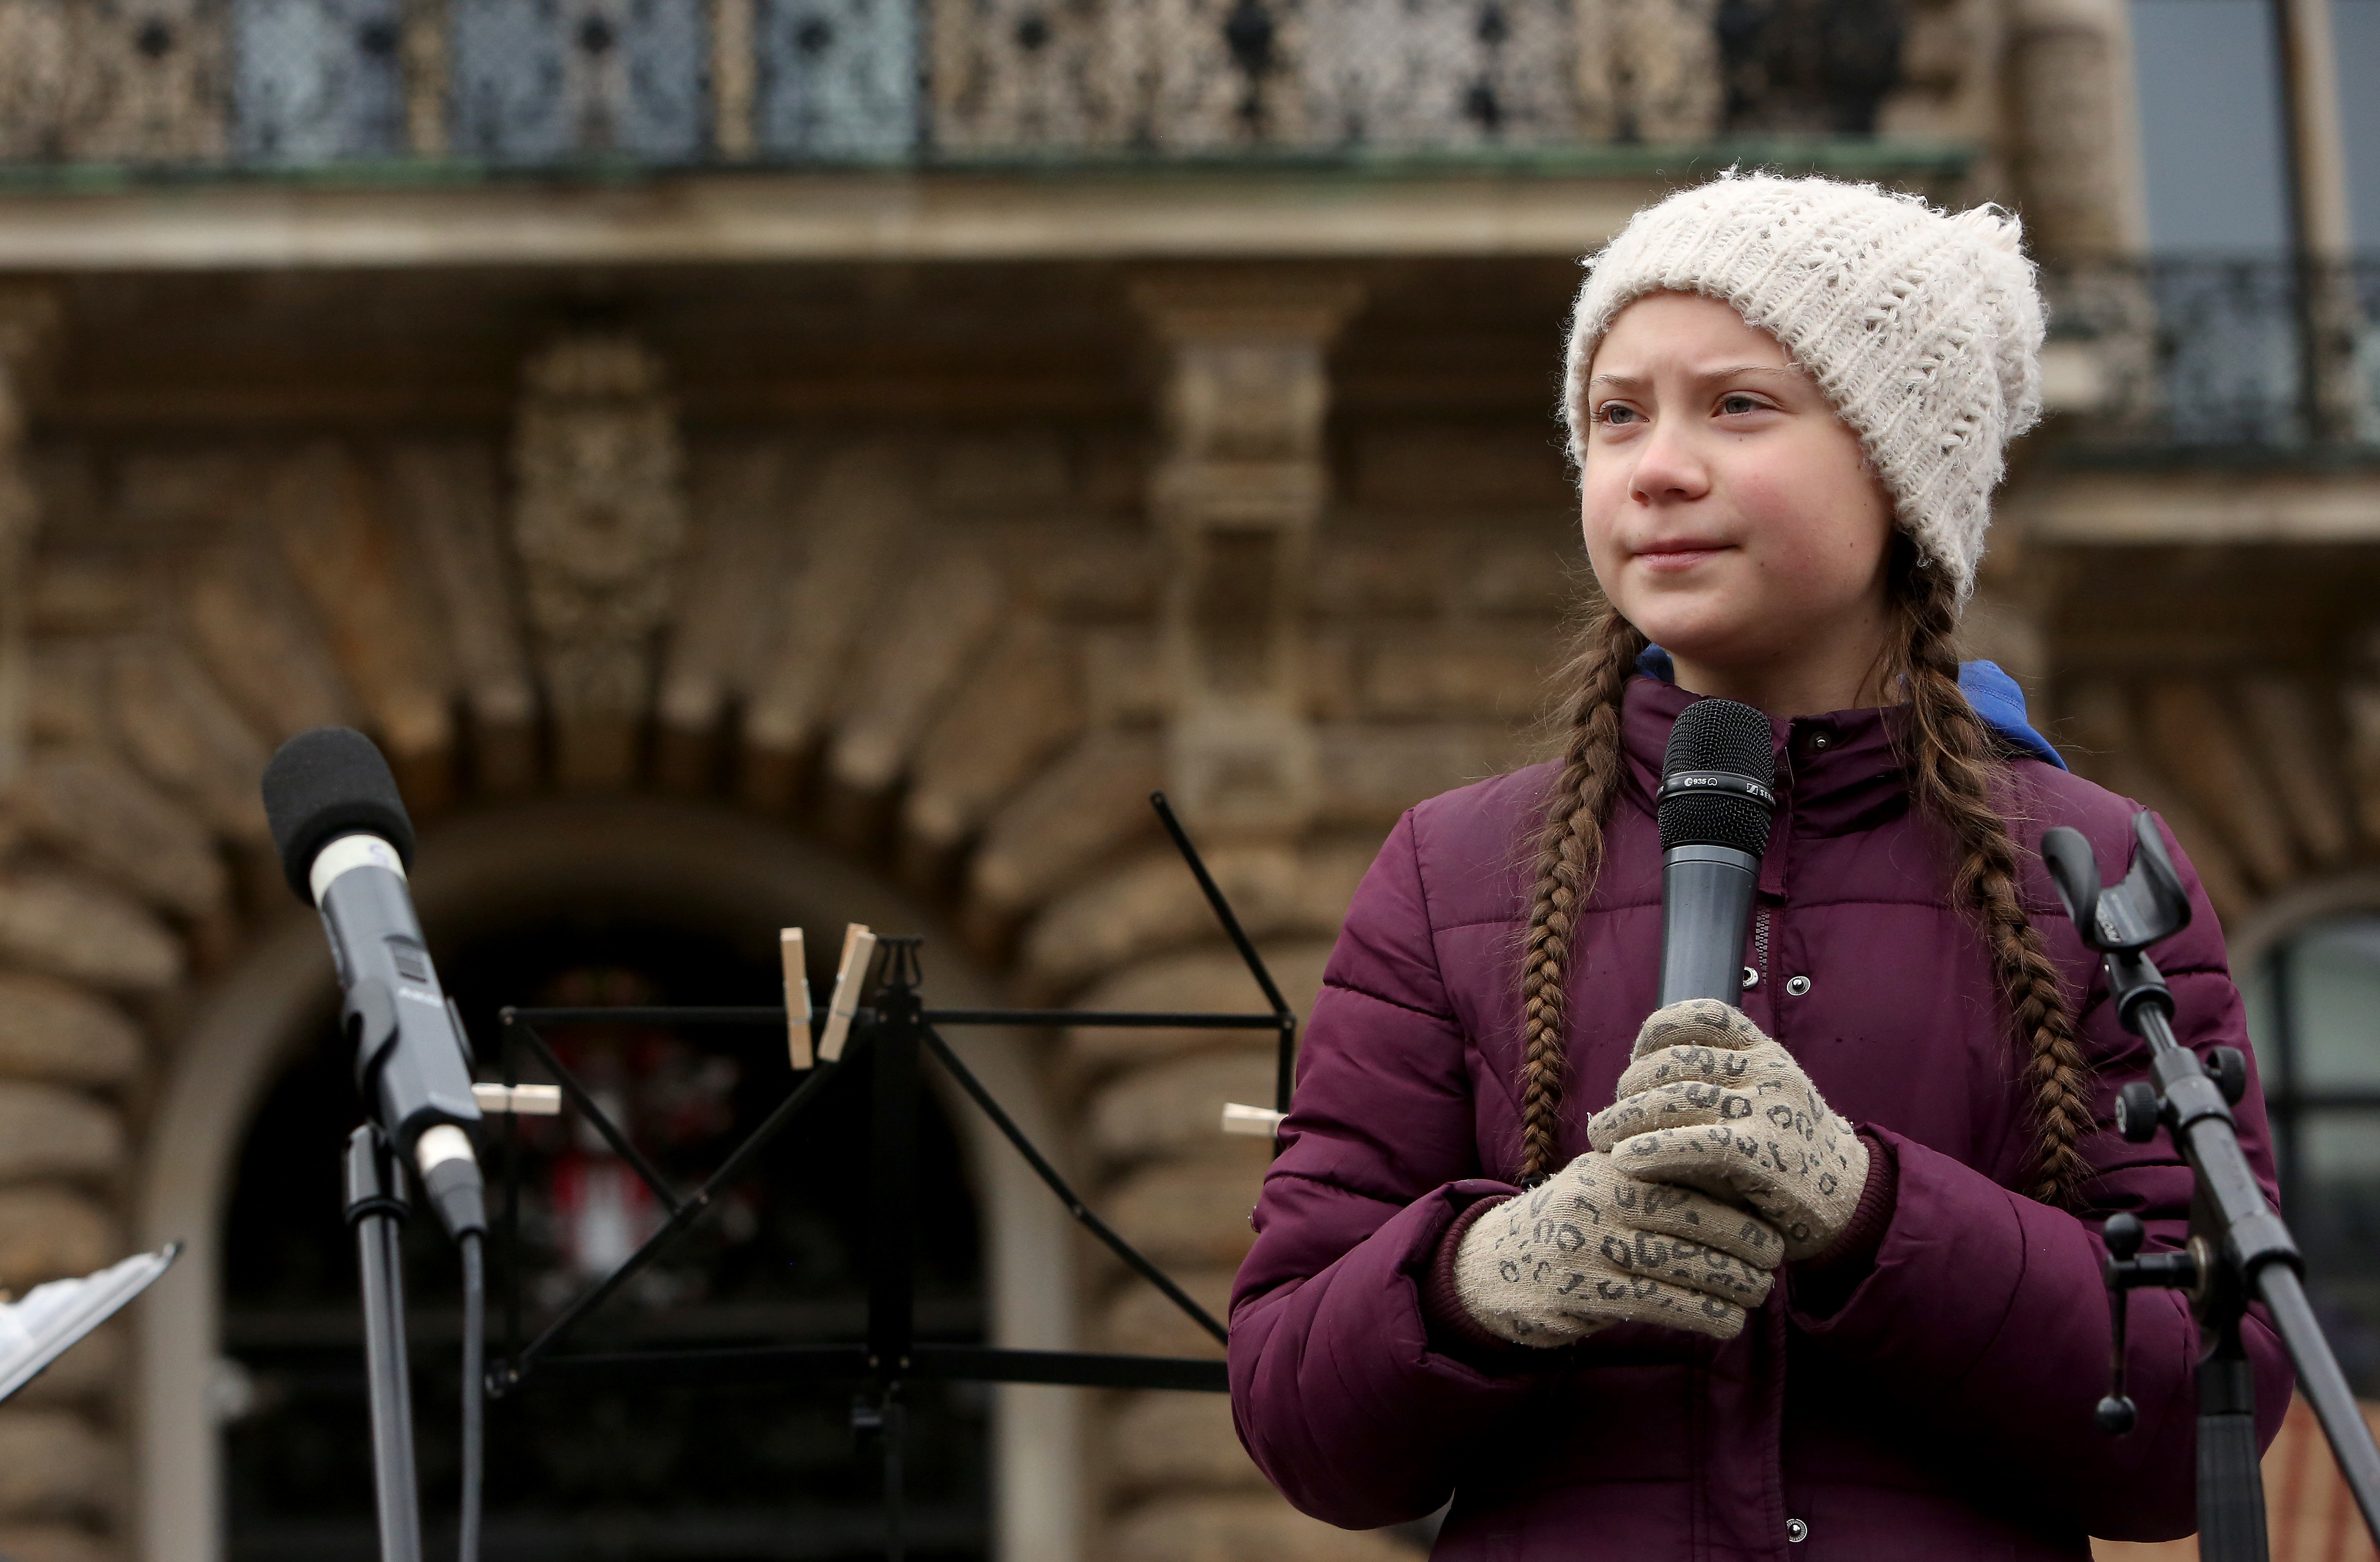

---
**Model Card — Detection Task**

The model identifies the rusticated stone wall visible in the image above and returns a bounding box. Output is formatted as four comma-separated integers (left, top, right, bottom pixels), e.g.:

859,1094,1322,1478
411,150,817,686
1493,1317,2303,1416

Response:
5,246,2380,1562
0,261,1585,1560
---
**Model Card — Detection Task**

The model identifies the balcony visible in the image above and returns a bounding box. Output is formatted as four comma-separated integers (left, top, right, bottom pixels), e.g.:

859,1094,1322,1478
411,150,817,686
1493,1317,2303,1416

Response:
0,0,1927,176
2045,261,2380,460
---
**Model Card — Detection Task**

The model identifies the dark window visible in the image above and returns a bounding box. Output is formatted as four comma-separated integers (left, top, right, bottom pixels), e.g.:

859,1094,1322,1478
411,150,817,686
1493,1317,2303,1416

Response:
2242,915,2380,1394
220,919,988,1561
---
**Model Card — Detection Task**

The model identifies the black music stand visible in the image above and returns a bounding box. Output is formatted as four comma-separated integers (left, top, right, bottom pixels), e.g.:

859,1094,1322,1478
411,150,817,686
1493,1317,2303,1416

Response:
483,795,1293,1559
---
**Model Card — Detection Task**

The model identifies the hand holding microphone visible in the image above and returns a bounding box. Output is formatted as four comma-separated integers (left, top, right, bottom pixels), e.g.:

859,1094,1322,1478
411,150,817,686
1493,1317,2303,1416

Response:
1603,696,1867,1262
1589,1000,1869,1262
1452,1149,1785,1344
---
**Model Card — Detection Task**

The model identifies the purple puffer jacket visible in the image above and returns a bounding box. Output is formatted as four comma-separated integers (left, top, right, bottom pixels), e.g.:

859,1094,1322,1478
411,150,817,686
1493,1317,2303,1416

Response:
1229,675,2288,1561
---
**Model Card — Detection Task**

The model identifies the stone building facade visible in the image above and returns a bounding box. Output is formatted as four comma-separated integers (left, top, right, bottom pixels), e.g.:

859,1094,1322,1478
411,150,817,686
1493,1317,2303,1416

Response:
0,1,2369,1561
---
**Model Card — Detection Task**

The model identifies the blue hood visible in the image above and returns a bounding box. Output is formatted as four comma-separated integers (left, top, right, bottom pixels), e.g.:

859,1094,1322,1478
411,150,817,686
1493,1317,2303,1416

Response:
1633,645,2065,771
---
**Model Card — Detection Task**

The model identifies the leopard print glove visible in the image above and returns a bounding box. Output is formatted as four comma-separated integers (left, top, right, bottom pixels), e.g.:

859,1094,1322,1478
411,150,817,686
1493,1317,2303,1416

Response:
1586,999,1870,1263
1452,1149,1784,1345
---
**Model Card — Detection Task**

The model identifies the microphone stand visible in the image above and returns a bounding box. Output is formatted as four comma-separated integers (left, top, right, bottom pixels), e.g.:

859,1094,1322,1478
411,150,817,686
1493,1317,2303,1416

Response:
2043,814,2380,1559
344,1125,423,1562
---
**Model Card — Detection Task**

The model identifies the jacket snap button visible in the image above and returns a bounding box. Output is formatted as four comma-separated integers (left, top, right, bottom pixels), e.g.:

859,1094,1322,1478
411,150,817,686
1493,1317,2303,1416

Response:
1741,966,1760,990
1786,1518,1809,1543
1785,975,1812,997
1808,731,1831,751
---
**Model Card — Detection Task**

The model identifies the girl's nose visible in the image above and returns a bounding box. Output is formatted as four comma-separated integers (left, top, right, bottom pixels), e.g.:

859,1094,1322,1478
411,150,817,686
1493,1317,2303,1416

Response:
1629,417,1711,504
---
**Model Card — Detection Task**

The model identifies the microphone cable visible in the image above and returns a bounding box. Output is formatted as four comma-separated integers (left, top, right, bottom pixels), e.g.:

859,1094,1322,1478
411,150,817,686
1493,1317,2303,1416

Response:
459,1228,486,1562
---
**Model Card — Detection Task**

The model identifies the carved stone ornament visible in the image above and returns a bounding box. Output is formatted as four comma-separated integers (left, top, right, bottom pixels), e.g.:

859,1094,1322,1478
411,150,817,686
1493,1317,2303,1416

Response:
510,335,689,777
0,0,234,163
1133,274,1362,838
1303,0,1579,147
1576,0,1720,143
0,0,73,160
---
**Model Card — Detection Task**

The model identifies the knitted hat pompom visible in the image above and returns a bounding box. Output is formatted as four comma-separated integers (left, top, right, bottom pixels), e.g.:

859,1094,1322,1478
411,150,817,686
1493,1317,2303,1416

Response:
1563,172,2047,604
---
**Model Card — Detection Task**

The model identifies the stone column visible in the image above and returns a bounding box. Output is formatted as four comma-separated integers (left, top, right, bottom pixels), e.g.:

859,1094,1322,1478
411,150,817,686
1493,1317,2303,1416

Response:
2005,0,2150,260
2004,0,2161,450
1068,274,1409,1562
1134,273,1361,841
402,0,450,156
0,289,59,792
711,0,758,158
2274,0,2369,440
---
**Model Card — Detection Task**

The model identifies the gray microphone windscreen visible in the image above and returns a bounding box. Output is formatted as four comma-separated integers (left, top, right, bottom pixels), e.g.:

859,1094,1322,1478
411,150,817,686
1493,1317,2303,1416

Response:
261,727,416,902
1658,699,1777,857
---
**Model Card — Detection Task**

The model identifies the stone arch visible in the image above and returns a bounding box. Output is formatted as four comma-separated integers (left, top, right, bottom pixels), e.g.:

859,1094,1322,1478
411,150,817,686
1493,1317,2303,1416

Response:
132,797,1083,1562
2226,870,2380,977
12,294,1531,1561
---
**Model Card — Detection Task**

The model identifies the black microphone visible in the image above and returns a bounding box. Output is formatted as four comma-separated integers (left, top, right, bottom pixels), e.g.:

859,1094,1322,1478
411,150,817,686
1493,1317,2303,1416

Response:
262,728,487,1240
1656,698,1779,1007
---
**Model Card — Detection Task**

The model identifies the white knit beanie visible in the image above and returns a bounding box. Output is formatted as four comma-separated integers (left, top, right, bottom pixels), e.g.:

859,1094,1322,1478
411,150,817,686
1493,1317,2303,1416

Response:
1563,172,2046,604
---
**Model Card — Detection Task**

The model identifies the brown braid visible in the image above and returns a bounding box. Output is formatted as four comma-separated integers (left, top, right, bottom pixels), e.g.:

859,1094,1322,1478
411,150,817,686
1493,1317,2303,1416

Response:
1517,603,1648,1184
1516,558,2092,1204
1888,557,2095,1206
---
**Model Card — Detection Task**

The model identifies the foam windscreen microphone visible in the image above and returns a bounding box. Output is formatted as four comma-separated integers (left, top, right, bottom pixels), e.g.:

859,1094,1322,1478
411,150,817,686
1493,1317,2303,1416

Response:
261,728,485,1240
1655,699,1779,1007
264,726,418,902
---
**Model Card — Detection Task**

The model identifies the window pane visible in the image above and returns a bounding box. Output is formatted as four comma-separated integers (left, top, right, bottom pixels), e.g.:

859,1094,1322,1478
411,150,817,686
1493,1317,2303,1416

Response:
2284,917,2380,1092
2130,0,2293,253
2242,949,2286,1094
2292,1109,2380,1392
2338,0,2380,251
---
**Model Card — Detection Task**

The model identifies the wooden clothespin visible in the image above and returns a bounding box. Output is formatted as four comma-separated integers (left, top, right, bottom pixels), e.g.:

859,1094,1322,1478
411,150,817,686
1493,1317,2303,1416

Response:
1221,1102,1286,1137
781,928,813,1069
818,924,876,1063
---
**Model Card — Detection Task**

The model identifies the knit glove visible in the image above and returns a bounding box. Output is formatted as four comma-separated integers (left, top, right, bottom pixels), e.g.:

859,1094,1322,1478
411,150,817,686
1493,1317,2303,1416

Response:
1586,999,1870,1263
1451,1150,1784,1345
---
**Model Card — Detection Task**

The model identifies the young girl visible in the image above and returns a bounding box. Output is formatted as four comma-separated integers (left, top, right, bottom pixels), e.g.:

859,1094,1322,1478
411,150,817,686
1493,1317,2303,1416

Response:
1226,174,2290,1559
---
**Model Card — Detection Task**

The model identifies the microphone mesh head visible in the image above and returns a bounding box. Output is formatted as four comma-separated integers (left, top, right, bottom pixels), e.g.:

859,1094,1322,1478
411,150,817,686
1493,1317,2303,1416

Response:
1659,698,1777,856
261,728,416,902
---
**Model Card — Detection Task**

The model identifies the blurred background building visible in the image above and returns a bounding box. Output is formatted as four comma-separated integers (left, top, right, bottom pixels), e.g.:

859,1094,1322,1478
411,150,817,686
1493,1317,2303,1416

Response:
0,1,2370,1560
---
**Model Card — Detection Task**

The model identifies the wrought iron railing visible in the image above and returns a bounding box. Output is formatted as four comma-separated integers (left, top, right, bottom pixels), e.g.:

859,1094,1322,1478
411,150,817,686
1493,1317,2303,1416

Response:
0,0,1916,171
2045,260,2380,455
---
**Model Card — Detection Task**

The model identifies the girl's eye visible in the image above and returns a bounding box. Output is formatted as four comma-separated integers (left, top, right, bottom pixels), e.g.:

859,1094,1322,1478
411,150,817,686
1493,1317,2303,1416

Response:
1597,403,1643,427
1718,393,1768,416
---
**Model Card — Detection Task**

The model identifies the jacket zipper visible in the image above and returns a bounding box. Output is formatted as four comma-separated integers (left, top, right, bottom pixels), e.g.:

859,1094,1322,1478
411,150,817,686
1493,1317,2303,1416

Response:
1751,909,1771,990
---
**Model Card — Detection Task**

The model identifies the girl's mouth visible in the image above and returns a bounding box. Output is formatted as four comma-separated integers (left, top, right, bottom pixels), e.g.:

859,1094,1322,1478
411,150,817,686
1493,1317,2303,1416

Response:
1635,543,1728,572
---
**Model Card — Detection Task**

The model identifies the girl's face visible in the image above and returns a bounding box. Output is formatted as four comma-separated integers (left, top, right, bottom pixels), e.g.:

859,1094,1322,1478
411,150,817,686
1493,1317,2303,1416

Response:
1579,290,1898,715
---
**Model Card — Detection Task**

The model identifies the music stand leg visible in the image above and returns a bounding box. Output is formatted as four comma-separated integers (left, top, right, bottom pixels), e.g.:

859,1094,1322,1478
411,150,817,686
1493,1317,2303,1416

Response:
868,946,926,1562
884,1385,906,1562
345,1126,423,1562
